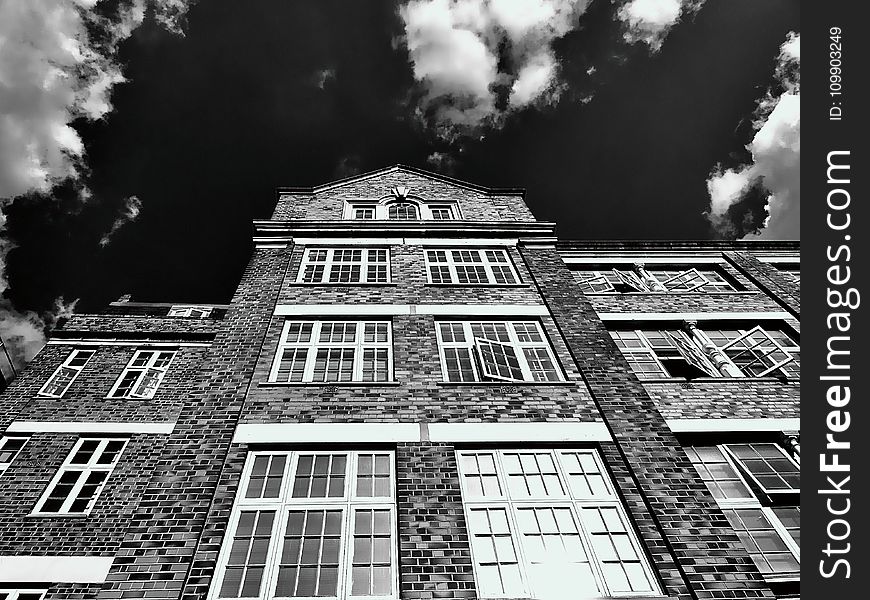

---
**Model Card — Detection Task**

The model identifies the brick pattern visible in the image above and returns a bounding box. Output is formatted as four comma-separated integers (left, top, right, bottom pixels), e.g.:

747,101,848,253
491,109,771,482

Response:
94,247,292,600
44,583,102,600
723,252,800,317
396,443,476,600
272,168,535,222
519,245,775,600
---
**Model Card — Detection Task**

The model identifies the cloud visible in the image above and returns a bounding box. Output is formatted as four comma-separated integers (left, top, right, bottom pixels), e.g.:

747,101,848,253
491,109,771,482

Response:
399,0,592,137
617,0,703,51
0,0,195,372
100,194,142,247
705,32,800,239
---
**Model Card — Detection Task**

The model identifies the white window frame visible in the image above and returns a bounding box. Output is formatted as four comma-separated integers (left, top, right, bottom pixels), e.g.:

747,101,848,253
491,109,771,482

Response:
425,249,520,285
107,349,176,399
210,450,398,600
269,321,393,383
686,444,800,580
31,437,127,516
0,436,29,472
37,348,95,397
296,248,391,284
574,266,737,294
457,449,660,599
168,305,213,318
436,321,564,383
0,590,48,600
343,201,460,221
711,326,796,377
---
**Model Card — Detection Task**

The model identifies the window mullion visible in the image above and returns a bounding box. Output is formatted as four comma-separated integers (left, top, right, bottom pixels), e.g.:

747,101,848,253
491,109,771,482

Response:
481,252,497,284
502,498,533,598
58,468,90,514
763,506,801,560
507,323,534,382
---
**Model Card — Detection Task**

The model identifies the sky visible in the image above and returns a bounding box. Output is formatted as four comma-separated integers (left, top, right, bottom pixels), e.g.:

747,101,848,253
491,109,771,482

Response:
0,0,800,371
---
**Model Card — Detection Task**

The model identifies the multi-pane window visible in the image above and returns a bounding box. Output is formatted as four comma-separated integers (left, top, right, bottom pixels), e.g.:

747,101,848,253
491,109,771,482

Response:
437,321,562,383
610,326,798,379
168,305,213,318
387,202,418,220
32,437,126,515
0,436,29,472
298,249,390,284
108,349,176,398
212,451,397,600
426,249,519,285
458,449,658,598
686,444,800,579
428,205,455,219
353,206,376,220
0,591,47,600
573,267,738,293
37,348,95,397
270,321,392,383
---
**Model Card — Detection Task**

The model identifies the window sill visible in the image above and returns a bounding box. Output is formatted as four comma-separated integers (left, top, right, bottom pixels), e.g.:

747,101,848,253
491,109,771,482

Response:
258,381,402,387
637,377,797,384
580,291,758,296
286,283,398,287
27,512,90,518
436,380,581,387
426,283,530,288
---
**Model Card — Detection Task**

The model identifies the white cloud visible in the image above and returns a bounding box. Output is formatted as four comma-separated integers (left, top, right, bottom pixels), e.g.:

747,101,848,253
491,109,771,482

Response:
400,0,591,135
100,195,142,247
0,0,195,370
617,0,702,51
705,32,800,240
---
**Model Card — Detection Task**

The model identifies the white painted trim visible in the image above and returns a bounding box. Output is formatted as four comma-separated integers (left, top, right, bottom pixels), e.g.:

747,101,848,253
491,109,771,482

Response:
666,418,800,433
254,243,288,249
46,340,211,348
0,556,114,583
274,304,550,317
598,311,793,322
6,421,176,434
233,422,612,444
233,423,420,444
754,255,800,264
288,237,518,246
428,422,612,442
561,255,726,265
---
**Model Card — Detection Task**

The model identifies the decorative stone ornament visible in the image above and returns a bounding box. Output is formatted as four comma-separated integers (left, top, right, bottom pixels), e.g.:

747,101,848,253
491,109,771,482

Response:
390,185,410,199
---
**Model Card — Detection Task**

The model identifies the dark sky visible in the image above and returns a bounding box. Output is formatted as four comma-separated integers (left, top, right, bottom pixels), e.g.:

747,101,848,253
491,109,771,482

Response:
4,0,800,316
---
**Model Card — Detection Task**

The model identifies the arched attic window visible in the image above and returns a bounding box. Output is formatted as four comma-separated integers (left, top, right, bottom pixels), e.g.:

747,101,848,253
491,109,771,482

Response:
387,201,420,220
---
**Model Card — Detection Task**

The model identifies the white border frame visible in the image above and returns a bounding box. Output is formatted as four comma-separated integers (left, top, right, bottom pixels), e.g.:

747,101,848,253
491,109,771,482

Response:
107,348,177,399
424,248,521,285
296,248,392,285
37,348,96,398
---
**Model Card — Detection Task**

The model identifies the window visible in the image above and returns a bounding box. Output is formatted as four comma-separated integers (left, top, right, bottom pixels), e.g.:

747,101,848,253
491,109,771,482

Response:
270,321,392,383
426,249,519,285
108,349,176,399
610,325,798,379
298,249,389,284
386,202,418,220
0,436,29,472
32,437,126,515
168,305,213,318
437,321,562,383
457,449,658,598
428,205,455,220
0,590,47,600
573,266,738,294
212,451,397,600
686,443,800,579
352,206,376,220
37,349,95,397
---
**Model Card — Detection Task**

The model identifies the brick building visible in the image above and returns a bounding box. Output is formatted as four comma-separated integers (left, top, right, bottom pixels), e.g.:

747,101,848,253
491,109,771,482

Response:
0,166,799,600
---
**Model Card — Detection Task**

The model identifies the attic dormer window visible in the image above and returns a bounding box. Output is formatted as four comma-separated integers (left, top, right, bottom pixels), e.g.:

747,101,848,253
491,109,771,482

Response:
388,202,419,220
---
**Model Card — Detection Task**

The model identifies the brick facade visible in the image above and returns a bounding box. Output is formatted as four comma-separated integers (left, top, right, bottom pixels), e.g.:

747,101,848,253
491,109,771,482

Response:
0,166,799,600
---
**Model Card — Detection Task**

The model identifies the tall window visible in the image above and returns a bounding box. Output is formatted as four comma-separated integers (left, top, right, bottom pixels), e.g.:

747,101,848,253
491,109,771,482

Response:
574,267,738,294
31,437,126,515
108,349,176,399
457,449,658,598
38,348,95,397
386,202,418,220
610,325,798,379
0,436,29,473
270,321,392,383
298,249,390,284
426,249,519,285
436,321,562,383
685,443,799,579
212,451,397,600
